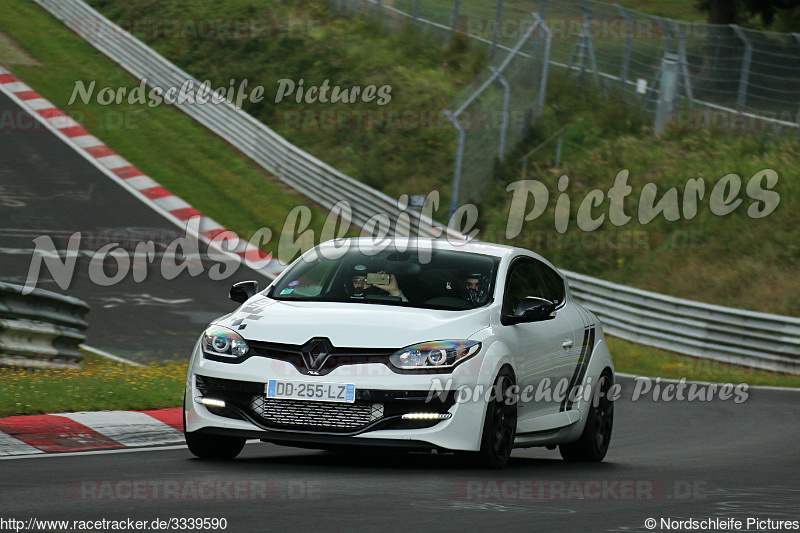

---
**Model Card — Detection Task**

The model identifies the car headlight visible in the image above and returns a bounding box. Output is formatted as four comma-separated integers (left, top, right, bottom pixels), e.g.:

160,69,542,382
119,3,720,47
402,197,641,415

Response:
202,325,249,359
390,340,481,370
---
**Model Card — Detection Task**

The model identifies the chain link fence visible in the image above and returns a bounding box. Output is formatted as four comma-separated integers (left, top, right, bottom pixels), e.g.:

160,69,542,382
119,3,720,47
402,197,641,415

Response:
333,0,800,207
444,14,549,208
540,0,800,133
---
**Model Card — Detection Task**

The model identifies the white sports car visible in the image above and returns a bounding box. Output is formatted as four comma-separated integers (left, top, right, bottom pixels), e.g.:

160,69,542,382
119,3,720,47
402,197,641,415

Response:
184,238,614,467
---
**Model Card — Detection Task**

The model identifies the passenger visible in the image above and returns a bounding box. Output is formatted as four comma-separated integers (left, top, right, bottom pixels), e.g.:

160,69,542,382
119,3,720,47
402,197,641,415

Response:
461,272,490,307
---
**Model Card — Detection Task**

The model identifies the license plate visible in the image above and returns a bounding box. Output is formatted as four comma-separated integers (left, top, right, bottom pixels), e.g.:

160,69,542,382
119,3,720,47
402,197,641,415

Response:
266,379,356,403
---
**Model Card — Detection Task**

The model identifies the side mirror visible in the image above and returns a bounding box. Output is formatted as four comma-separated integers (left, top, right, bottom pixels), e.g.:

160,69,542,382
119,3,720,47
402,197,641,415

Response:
506,297,556,325
229,280,259,303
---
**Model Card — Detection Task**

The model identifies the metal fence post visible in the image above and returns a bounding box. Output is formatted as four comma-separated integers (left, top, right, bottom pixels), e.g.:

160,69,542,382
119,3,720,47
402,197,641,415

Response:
492,0,504,57
555,133,563,169
451,0,461,33
444,110,466,217
412,0,420,25
656,16,673,54
794,33,800,137
654,52,679,135
616,4,632,89
489,67,510,161
534,14,550,120
375,0,382,18
672,20,694,108
577,0,600,87
643,63,662,109
586,21,600,88
731,25,752,110
710,32,721,78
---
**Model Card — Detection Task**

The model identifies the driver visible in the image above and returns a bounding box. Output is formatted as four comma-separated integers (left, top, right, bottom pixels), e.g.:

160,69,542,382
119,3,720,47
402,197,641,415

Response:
348,265,371,298
346,265,407,302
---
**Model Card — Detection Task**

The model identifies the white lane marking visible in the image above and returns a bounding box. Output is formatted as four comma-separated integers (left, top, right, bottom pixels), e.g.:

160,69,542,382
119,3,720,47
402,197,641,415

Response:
616,372,800,391
24,98,54,110
55,411,184,447
45,116,79,129
80,344,145,367
96,155,129,169
0,431,44,457
71,135,105,149
125,176,159,190
199,219,226,232
152,195,190,212
0,444,188,460
1,81,31,92
0,441,263,460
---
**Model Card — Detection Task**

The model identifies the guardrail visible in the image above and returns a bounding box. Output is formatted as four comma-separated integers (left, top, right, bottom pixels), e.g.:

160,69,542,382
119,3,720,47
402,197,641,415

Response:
0,282,90,369
32,0,800,374
566,271,800,375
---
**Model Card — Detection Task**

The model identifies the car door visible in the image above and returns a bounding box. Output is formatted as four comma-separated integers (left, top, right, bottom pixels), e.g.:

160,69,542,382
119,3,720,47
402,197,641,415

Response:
537,261,588,412
501,258,577,422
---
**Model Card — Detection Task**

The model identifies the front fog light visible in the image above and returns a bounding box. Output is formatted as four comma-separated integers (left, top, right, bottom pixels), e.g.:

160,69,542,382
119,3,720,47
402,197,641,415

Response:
402,413,453,420
203,325,249,358
390,340,481,370
197,397,226,408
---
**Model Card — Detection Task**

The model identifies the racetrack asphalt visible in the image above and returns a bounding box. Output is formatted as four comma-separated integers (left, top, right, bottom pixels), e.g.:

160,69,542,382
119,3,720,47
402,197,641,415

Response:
1,380,798,532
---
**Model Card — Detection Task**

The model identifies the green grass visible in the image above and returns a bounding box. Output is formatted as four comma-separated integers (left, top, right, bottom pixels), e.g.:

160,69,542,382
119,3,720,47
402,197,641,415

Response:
608,337,800,388
0,0,340,263
0,352,187,417
1,339,796,418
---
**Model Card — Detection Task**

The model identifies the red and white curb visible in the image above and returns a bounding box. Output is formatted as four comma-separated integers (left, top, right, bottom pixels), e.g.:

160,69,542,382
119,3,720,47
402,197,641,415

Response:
0,408,183,457
0,64,285,279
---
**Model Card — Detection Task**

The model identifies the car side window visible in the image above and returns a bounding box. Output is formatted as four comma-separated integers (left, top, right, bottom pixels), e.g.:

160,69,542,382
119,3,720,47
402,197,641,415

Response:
503,260,548,317
538,262,566,307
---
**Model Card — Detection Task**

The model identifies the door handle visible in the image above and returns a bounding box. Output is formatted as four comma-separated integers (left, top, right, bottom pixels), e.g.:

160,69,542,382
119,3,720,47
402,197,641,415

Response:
562,339,574,350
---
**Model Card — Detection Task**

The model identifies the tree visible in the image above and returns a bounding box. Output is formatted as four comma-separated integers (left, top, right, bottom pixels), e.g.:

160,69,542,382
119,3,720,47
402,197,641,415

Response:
698,0,800,27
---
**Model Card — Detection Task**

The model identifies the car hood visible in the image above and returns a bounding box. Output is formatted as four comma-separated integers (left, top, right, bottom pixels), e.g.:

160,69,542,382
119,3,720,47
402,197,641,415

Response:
214,296,491,348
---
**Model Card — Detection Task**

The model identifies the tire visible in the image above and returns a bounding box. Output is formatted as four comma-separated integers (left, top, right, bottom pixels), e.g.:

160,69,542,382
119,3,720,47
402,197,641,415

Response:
185,431,246,460
559,369,614,462
477,367,518,469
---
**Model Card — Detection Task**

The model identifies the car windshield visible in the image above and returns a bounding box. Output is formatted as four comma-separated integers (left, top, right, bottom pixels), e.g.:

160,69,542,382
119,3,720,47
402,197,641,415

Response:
269,248,500,310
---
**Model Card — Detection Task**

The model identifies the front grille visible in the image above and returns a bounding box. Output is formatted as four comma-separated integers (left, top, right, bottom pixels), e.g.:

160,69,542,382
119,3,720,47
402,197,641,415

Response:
195,375,455,434
250,397,384,430
246,340,395,376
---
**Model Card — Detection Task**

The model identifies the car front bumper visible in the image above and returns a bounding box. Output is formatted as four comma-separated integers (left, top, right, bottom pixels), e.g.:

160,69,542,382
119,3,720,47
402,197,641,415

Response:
184,344,493,452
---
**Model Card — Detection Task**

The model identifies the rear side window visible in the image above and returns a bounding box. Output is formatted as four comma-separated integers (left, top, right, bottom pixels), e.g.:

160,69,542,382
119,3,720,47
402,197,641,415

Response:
538,262,566,306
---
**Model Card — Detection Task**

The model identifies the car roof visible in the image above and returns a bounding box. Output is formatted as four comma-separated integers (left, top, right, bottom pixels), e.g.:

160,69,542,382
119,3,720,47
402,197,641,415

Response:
317,237,547,263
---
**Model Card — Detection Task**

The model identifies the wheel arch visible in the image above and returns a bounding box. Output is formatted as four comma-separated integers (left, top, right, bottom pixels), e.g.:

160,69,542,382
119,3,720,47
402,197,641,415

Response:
560,333,614,443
